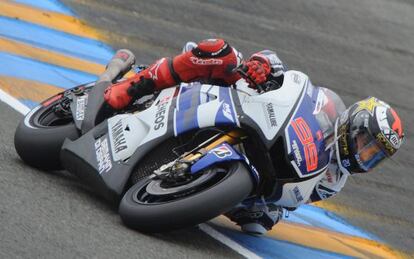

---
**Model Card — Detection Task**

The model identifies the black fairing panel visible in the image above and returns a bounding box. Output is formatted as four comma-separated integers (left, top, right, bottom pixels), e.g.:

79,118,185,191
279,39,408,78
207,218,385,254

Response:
60,119,171,203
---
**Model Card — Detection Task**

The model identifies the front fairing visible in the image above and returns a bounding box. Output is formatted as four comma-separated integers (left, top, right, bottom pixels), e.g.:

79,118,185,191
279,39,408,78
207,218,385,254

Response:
236,72,305,145
284,82,331,178
235,71,333,207
236,71,331,179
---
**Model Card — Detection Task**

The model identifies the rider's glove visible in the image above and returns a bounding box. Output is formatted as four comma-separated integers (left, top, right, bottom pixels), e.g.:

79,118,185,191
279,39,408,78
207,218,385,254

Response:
104,76,155,110
241,59,271,87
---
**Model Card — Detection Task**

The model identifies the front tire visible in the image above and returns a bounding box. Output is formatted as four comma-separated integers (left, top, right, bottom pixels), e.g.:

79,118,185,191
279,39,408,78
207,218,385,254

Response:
119,161,254,233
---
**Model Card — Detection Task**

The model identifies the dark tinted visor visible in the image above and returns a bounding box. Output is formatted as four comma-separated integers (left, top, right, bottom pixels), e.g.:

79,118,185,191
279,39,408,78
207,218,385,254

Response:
353,131,387,171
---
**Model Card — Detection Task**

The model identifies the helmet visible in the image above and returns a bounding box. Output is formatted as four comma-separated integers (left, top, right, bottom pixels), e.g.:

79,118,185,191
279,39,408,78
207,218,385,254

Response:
335,97,404,174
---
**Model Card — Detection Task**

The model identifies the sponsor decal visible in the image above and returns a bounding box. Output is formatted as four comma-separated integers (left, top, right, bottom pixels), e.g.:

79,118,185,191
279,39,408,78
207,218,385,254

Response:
338,123,350,156
353,97,381,116
154,96,171,130
376,106,401,151
75,96,87,121
293,186,304,203
148,58,165,81
222,102,234,123
342,159,351,167
291,140,303,167
190,56,223,65
383,129,400,149
316,185,336,199
211,145,233,159
376,132,397,154
291,73,302,84
387,132,400,148
95,138,112,174
355,154,364,168
318,191,333,199
291,117,318,172
264,103,277,128
111,120,127,154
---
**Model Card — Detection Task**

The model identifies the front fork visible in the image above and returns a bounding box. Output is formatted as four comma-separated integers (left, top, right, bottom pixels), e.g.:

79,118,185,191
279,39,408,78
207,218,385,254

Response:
182,130,245,162
153,129,260,185
183,130,260,185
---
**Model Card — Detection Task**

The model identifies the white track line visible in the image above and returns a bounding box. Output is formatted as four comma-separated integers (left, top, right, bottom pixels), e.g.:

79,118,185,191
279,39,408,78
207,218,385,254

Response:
0,90,261,259
199,223,262,259
0,89,30,115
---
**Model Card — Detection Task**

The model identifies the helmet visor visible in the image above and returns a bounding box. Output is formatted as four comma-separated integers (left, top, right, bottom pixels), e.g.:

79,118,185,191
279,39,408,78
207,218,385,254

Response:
353,131,387,172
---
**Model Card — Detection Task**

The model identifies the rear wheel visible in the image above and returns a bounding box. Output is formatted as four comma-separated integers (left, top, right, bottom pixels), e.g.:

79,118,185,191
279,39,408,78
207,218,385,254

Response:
14,91,79,170
119,161,254,233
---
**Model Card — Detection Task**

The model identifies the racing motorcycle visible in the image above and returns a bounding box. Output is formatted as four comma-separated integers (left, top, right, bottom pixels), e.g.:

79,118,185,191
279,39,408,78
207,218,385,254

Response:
14,50,331,233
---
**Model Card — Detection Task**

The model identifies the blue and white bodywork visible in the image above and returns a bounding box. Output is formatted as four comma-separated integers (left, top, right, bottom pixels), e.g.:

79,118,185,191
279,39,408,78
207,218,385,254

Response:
174,82,240,135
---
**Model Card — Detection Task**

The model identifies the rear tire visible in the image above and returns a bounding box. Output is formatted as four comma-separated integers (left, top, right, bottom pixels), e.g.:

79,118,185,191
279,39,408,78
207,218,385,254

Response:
14,94,79,170
119,161,253,233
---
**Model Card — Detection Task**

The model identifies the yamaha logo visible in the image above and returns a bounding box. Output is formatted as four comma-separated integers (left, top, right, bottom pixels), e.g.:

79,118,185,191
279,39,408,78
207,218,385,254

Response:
111,120,127,154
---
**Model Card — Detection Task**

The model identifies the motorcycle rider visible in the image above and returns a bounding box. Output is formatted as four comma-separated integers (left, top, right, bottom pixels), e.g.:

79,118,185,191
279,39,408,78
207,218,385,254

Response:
104,39,405,235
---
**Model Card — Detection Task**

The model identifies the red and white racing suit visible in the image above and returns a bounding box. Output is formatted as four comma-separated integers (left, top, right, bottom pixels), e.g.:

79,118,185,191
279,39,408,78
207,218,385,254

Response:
104,39,243,109
104,39,285,109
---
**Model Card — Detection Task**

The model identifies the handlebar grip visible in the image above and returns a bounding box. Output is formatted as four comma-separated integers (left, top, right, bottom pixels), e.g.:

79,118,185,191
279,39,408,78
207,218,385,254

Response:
97,49,136,83
236,67,265,93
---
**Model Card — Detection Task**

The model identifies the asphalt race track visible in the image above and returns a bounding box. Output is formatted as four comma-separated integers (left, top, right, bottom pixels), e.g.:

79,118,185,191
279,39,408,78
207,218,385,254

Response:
60,0,414,252
0,0,413,258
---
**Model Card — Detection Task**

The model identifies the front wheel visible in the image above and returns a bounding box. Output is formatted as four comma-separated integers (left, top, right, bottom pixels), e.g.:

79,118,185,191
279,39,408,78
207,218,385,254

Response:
119,161,254,233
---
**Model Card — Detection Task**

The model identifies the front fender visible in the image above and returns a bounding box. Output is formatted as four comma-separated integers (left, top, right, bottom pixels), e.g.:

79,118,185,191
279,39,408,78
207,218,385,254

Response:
190,142,260,184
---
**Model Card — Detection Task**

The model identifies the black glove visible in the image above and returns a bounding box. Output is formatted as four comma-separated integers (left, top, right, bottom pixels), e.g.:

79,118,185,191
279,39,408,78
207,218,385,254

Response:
127,76,156,98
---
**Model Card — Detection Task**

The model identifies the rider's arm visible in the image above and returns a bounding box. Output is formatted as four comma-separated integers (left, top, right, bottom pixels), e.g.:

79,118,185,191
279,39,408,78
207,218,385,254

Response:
104,39,242,109
141,38,243,89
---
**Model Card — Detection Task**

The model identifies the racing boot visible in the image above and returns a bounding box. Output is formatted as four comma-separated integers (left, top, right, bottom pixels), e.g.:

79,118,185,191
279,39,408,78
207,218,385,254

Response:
104,76,155,110
226,200,283,235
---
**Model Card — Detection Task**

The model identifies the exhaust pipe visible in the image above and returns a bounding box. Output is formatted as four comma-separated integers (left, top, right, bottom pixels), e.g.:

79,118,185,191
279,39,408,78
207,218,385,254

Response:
98,49,136,83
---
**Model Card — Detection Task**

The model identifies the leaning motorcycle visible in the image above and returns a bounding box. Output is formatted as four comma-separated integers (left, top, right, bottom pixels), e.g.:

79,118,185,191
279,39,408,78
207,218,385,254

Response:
14,50,331,233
